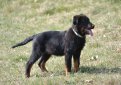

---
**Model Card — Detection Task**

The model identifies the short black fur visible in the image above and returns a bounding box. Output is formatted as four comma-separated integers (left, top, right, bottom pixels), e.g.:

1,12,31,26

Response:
12,14,95,78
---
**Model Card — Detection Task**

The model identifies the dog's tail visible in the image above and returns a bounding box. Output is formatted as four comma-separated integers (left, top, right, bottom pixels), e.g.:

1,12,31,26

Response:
12,34,36,48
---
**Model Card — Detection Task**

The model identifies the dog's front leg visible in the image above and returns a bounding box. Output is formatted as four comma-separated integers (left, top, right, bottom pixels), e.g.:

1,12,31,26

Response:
73,51,81,72
65,52,72,76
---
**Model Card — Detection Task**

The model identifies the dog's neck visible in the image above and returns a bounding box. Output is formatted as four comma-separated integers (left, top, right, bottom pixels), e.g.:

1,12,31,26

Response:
72,25,83,38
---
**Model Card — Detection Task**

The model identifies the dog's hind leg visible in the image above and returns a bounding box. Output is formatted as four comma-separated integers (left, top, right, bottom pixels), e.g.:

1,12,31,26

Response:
38,53,51,72
25,53,40,78
25,43,41,78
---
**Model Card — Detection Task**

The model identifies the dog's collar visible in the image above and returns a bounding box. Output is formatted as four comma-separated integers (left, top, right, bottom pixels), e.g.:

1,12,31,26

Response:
72,28,83,38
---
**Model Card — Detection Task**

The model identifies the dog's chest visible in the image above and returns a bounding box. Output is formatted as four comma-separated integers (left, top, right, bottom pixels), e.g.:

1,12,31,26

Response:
73,38,86,51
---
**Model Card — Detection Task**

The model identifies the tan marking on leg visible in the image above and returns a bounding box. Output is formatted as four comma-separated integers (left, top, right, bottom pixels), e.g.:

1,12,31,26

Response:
65,65,71,76
65,67,68,76
41,62,48,72
74,59,79,72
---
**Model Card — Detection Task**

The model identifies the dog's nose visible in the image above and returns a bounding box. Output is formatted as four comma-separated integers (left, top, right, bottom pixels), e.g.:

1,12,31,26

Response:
91,24,95,29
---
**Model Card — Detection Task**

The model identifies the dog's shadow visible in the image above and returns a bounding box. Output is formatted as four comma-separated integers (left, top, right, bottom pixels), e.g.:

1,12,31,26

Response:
78,66,121,74
37,66,121,77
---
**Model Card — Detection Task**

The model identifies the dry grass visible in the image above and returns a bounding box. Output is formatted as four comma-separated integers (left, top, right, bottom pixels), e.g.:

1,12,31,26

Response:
0,0,121,85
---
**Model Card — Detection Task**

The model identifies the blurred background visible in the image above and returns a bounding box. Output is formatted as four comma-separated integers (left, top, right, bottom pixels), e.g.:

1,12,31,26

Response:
0,0,121,85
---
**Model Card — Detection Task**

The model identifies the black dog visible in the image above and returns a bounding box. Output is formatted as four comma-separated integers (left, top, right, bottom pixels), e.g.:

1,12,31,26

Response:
12,14,94,78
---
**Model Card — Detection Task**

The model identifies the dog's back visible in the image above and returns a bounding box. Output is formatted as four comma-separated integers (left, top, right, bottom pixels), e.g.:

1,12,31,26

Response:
12,31,66,49
33,31,66,56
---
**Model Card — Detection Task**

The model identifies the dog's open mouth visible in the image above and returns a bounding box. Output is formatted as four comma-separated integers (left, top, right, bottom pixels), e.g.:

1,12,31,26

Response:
88,29,93,36
86,25,94,36
86,24,94,36
86,29,93,36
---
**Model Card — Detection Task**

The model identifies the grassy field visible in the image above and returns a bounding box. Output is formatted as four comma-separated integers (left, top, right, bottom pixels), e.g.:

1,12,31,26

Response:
0,0,121,85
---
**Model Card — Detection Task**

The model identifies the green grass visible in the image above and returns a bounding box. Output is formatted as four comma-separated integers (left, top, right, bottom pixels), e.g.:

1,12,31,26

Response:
0,0,121,85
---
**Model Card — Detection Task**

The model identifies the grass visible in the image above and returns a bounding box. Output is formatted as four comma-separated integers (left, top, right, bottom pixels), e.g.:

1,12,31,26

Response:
0,0,121,85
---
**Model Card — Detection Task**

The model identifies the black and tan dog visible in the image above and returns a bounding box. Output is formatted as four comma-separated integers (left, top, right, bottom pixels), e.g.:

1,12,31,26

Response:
12,14,95,78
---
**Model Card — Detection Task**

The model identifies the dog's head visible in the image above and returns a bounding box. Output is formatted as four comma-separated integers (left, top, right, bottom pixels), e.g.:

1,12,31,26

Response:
73,14,95,36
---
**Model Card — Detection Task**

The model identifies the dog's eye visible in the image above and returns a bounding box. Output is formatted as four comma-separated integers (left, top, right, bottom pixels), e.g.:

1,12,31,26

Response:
81,21,89,26
81,18,89,25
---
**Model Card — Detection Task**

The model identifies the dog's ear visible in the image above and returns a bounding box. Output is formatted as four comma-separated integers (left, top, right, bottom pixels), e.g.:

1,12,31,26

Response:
73,15,79,25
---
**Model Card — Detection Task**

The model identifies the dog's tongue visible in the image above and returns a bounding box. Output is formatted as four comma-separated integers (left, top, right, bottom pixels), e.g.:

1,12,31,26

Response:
89,30,93,36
